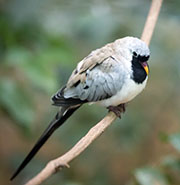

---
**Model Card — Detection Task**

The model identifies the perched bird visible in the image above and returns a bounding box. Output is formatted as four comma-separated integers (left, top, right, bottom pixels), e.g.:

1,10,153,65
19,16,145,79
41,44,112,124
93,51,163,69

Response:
11,36,150,180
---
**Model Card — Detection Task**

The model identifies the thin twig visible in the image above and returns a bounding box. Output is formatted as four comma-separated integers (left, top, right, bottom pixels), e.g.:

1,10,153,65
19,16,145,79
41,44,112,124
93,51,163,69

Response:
25,112,117,185
25,0,163,184
141,0,163,45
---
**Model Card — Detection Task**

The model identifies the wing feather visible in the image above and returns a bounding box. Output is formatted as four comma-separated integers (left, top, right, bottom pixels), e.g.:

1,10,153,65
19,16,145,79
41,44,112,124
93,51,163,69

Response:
53,40,127,104
63,56,126,103
66,43,114,88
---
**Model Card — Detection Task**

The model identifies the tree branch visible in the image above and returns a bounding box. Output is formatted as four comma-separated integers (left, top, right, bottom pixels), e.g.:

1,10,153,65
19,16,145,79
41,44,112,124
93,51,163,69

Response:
141,0,163,45
25,0,163,184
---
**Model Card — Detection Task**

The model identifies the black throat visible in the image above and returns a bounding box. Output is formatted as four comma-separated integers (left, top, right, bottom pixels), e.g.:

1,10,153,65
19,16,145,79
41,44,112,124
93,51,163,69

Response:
131,56,147,84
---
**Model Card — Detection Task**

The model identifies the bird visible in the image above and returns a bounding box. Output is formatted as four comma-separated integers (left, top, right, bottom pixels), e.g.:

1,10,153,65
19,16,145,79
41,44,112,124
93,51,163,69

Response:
10,36,150,180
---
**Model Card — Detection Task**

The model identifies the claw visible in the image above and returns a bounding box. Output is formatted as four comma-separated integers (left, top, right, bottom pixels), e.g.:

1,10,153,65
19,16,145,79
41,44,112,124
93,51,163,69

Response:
107,104,126,118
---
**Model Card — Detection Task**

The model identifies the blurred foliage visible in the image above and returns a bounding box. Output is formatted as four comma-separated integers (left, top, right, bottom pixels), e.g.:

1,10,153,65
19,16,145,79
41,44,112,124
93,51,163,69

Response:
135,167,169,185
0,0,180,185
0,78,35,129
169,133,180,152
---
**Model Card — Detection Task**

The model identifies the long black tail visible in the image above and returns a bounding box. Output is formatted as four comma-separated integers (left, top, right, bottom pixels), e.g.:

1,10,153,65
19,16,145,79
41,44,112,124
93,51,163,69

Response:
10,105,80,180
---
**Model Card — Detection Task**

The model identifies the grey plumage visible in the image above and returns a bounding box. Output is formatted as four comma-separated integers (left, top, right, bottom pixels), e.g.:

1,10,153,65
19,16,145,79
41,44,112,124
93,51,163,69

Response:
61,36,150,104
63,56,126,102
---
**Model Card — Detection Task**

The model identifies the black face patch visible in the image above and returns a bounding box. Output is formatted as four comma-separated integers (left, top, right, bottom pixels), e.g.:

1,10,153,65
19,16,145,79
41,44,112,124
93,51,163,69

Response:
137,55,149,62
131,55,148,84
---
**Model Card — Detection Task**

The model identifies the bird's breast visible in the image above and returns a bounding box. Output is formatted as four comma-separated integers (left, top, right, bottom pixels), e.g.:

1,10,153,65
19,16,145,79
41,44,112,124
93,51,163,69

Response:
98,76,148,107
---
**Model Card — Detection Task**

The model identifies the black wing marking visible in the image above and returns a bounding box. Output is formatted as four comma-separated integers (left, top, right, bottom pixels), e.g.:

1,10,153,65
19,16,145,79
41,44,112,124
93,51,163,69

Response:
52,86,88,106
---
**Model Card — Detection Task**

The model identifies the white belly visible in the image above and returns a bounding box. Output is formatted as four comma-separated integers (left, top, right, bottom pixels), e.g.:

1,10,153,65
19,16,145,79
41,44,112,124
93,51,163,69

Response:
98,77,148,107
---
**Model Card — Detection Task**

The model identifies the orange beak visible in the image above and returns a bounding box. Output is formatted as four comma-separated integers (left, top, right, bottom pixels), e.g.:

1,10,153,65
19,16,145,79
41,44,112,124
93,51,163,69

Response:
141,62,149,75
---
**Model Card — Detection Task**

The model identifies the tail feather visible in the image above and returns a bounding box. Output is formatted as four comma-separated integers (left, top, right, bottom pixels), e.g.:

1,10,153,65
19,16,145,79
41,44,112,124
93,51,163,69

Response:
10,105,80,181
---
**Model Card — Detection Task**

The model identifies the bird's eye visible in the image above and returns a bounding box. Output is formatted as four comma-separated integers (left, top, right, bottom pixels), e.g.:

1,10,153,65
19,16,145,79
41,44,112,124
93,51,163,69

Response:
133,52,137,57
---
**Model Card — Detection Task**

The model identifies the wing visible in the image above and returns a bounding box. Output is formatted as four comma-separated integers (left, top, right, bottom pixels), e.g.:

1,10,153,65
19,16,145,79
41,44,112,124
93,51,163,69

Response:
59,61,125,105
52,41,126,105
66,42,114,88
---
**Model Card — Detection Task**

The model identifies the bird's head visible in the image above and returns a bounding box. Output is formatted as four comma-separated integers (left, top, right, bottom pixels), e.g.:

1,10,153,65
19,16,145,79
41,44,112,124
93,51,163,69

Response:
129,37,150,76
115,37,150,76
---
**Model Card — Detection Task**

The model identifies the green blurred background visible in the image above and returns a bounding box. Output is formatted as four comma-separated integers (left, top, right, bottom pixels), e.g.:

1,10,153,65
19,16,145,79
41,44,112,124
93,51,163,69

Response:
0,0,180,185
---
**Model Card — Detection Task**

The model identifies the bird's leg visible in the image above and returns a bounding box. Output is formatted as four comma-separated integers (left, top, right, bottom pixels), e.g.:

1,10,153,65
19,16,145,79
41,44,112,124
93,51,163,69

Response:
107,103,126,118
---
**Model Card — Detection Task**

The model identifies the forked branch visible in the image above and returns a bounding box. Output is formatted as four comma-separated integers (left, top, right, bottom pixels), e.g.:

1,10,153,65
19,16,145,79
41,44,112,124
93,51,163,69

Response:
25,0,163,184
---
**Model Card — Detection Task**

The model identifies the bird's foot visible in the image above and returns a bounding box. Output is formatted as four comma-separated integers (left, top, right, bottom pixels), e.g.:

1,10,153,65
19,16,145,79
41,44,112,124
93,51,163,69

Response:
107,104,126,118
